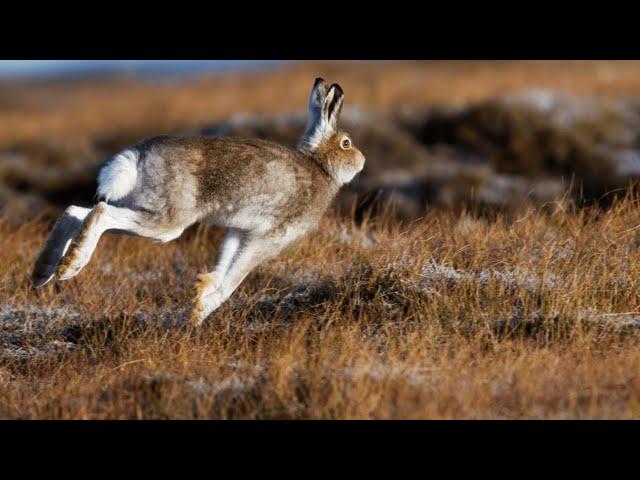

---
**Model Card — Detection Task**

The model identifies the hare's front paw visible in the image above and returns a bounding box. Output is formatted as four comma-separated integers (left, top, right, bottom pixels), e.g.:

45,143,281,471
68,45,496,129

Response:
190,273,224,326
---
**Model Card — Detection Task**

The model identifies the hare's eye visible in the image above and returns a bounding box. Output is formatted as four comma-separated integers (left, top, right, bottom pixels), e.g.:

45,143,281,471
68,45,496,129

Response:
341,138,351,150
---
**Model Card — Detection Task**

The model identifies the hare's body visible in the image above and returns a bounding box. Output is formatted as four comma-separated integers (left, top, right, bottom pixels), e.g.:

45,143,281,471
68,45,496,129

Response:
109,136,339,237
32,78,364,324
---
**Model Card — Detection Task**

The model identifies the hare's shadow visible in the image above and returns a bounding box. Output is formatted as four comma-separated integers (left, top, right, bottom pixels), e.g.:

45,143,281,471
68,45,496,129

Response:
56,275,340,347
228,274,339,325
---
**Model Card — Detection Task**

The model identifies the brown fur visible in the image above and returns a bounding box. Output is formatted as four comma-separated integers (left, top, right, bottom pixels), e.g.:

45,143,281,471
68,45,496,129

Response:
136,135,340,234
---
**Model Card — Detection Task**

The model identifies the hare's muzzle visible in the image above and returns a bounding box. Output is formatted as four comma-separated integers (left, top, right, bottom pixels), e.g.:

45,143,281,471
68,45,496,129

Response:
355,150,366,173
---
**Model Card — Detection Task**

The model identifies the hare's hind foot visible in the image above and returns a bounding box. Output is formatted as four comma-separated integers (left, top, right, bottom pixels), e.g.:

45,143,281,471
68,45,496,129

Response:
190,272,225,326
57,202,108,281
31,205,91,288
32,264,56,289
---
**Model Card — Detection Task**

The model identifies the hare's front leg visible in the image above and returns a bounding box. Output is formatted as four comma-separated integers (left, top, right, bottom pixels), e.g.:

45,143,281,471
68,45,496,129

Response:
191,229,242,323
190,231,284,326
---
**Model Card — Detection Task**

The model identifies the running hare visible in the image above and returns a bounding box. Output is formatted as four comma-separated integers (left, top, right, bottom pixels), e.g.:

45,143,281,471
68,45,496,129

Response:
31,78,365,325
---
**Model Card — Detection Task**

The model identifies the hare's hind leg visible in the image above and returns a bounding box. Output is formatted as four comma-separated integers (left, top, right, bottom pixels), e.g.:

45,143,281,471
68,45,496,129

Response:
57,201,183,281
31,205,91,288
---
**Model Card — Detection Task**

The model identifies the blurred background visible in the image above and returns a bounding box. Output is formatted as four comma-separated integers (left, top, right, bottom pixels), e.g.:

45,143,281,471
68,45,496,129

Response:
3,59,640,225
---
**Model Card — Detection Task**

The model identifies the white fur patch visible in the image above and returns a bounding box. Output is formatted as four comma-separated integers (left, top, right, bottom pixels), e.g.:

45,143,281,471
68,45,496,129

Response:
65,205,90,222
332,151,365,186
97,149,139,202
334,166,359,185
304,120,332,151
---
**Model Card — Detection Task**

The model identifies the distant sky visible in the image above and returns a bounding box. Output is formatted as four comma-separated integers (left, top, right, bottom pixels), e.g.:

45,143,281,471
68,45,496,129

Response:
0,60,285,79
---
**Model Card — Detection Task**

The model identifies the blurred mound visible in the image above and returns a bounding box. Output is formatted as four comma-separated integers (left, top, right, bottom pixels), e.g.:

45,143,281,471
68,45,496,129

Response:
403,89,640,199
3,88,640,224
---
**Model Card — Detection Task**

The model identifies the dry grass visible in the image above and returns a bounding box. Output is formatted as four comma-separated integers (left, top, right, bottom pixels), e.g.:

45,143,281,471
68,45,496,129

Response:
4,60,640,419
4,193,640,419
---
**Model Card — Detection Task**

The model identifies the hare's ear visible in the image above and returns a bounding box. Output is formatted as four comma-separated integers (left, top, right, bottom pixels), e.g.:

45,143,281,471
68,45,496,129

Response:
323,83,344,131
299,77,332,152
308,77,329,113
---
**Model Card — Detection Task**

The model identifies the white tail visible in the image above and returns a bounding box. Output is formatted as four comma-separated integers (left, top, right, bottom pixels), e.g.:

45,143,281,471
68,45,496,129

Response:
97,149,138,202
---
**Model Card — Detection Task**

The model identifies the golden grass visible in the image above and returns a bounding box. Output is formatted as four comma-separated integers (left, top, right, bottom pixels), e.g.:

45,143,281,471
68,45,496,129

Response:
5,61,640,418
3,194,640,419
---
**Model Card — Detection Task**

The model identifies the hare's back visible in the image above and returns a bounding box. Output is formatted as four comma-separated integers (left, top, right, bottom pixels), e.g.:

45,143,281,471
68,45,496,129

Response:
137,135,329,223
196,136,319,200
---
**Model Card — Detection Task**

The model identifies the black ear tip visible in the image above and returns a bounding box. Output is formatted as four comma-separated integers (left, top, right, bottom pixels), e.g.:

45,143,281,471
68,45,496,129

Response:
330,83,344,97
314,77,326,88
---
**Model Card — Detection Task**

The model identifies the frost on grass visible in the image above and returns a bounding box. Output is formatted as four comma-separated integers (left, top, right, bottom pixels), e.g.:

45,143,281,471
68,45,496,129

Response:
0,302,187,361
420,259,466,289
343,363,437,389
580,311,640,332
0,304,82,361
420,259,556,294
1,340,77,362
0,304,81,329
142,365,265,407
100,263,164,282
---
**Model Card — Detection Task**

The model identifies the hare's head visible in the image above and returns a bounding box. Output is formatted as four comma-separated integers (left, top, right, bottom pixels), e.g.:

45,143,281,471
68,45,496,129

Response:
298,78,365,185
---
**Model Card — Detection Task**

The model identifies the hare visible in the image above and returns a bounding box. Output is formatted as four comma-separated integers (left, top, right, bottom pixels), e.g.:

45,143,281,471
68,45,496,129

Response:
30,78,365,325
